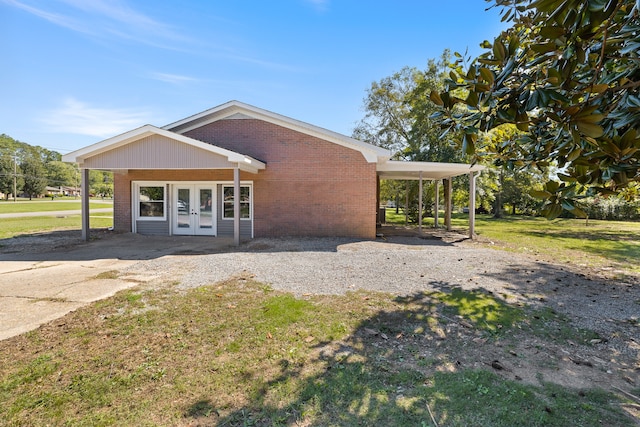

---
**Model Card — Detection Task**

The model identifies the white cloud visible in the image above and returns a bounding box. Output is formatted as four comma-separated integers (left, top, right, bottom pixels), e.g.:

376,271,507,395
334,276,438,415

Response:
3,0,192,50
41,98,153,138
305,0,329,12
150,72,199,85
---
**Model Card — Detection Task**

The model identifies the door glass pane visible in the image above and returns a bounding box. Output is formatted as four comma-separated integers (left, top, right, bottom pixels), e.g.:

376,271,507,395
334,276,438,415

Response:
177,188,191,228
199,188,213,229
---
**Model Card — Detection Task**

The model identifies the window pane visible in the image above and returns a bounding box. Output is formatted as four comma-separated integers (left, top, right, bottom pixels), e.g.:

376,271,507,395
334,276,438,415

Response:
140,201,164,217
223,187,234,202
240,187,250,202
140,186,164,201
223,202,234,218
240,202,250,219
222,186,251,219
138,186,165,218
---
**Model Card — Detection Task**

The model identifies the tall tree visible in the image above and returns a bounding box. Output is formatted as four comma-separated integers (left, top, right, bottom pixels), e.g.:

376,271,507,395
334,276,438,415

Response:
354,52,473,222
0,154,20,199
46,160,77,187
20,155,47,200
431,0,640,217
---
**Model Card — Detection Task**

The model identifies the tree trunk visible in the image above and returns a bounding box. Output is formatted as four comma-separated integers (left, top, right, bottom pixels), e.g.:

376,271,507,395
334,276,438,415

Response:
493,194,502,218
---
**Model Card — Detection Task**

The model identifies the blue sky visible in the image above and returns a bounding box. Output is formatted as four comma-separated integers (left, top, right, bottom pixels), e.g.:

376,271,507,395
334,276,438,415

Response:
1,0,507,154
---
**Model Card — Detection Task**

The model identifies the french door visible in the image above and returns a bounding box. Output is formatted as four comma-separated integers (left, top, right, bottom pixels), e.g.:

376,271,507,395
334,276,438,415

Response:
173,185,215,235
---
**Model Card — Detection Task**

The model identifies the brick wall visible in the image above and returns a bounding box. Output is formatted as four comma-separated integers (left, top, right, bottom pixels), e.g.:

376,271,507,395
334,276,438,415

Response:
114,118,378,238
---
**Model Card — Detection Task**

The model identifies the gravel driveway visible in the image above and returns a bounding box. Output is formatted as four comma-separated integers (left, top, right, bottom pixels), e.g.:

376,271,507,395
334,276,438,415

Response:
123,234,639,342
2,229,638,361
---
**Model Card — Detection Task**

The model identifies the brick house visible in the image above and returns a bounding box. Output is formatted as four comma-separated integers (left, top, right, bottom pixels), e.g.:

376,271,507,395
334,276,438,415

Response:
63,101,483,244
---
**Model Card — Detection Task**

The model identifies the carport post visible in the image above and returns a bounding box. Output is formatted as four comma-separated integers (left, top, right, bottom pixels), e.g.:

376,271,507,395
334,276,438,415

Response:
81,168,90,241
418,171,423,232
234,165,240,246
434,180,440,228
469,171,480,239
445,177,452,231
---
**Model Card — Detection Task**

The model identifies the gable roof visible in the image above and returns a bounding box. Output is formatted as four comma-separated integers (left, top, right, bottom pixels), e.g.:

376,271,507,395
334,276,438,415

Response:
163,100,391,163
61,124,266,173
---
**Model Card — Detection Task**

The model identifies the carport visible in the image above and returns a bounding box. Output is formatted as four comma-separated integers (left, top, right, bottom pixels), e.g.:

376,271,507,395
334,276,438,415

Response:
376,160,485,238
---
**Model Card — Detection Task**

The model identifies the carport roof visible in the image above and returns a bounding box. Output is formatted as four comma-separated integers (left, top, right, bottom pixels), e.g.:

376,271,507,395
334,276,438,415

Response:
377,160,485,180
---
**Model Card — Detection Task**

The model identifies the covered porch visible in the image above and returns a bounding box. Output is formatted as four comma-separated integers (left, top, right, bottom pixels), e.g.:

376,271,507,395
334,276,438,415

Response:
376,160,485,239
62,125,266,246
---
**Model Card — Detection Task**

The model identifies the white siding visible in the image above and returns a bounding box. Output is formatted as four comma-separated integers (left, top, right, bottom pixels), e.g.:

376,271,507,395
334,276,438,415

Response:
82,135,235,169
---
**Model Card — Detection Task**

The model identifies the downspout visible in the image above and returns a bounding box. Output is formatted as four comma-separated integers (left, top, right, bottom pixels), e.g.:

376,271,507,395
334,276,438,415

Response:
418,171,423,233
234,165,240,246
81,168,90,241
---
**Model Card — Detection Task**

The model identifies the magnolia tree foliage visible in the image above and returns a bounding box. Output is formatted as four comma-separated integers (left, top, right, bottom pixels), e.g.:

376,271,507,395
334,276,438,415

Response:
431,0,640,217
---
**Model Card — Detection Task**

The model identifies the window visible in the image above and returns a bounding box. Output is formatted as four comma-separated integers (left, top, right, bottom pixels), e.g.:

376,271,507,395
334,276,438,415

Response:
222,185,251,219
138,185,165,219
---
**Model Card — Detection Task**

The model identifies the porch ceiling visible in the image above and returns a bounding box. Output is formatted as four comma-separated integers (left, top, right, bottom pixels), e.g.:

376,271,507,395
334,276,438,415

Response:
377,160,485,180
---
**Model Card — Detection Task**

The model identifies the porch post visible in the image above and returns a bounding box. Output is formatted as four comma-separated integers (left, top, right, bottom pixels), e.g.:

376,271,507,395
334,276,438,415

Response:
445,177,452,231
376,174,381,225
81,168,90,241
418,171,423,232
434,180,440,228
404,181,409,225
234,165,240,246
469,171,480,239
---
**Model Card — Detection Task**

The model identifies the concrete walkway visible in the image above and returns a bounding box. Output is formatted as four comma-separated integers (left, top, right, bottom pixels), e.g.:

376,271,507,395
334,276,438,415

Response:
0,233,234,340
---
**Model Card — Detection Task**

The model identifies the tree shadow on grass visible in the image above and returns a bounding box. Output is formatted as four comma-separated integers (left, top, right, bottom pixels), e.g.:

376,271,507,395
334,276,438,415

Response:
187,286,633,426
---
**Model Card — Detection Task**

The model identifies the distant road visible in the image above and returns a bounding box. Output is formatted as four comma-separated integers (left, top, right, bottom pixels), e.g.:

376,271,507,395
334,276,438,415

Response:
0,208,112,219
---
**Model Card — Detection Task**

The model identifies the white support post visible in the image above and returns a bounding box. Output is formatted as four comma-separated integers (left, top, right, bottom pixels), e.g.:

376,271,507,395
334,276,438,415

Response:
445,177,452,231
234,166,240,246
404,181,409,225
418,171,423,232
469,171,480,239
81,168,90,241
434,180,440,228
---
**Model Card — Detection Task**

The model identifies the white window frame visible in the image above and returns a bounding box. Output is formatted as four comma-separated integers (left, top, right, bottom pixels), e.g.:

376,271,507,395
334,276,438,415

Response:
221,184,252,221
134,181,167,221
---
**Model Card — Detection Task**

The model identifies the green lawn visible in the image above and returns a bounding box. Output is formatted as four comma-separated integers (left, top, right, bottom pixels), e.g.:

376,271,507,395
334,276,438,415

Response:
0,214,113,239
386,209,640,274
0,200,113,214
0,279,634,426
0,209,638,425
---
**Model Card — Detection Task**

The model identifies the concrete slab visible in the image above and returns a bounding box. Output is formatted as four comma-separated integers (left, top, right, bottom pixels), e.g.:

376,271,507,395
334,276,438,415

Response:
0,232,235,341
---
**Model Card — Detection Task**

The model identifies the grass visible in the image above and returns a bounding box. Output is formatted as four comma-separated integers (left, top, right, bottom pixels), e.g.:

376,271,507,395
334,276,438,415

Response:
385,209,640,273
0,279,634,426
0,214,113,239
0,199,112,214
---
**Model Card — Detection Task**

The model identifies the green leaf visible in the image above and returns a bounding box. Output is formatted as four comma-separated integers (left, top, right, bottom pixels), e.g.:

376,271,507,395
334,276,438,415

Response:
541,203,563,219
479,68,495,85
430,91,444,106
539,26,565,39
466,91,479,108
493,39,506,61
462,133,477,155
576,121,604,138
515,112,529,131
530,190,552,199
545,180,561,193
588,84,609,93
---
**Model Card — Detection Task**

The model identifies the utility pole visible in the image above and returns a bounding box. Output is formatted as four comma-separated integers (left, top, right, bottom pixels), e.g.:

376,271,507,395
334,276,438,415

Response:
13,154,17,202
